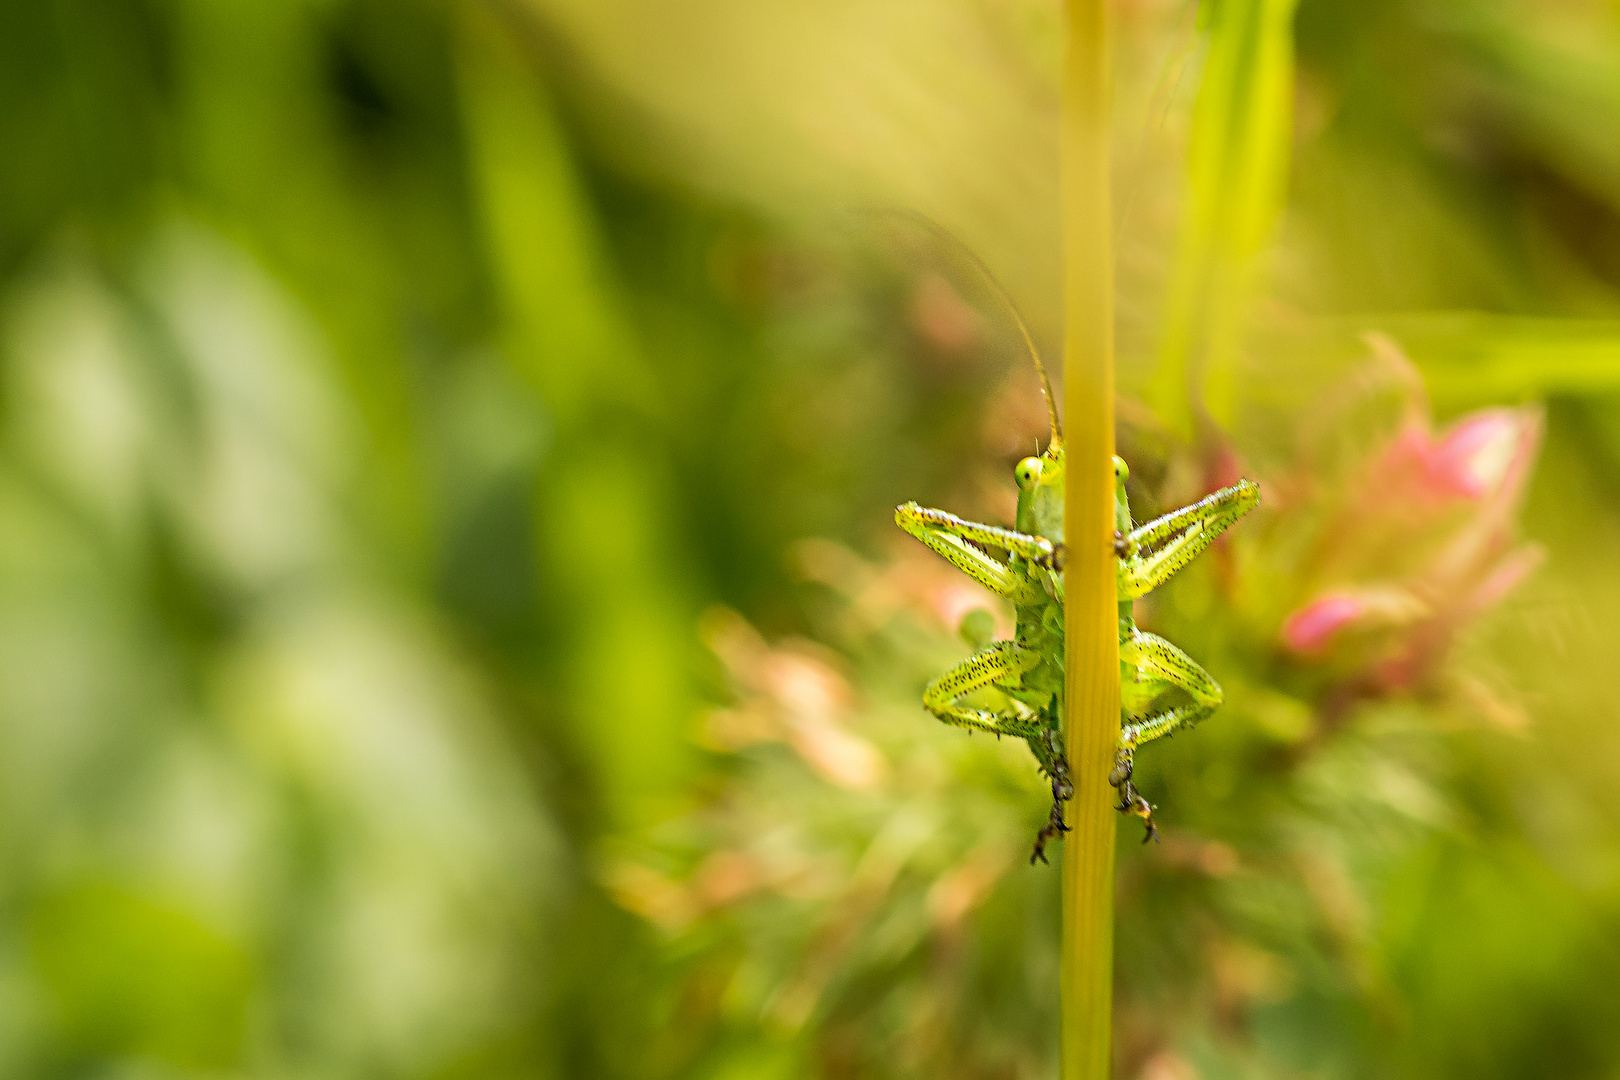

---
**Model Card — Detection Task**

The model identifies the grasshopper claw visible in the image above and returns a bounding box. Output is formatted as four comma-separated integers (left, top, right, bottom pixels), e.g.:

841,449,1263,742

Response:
1029,810,1069,864
1126,794,1160,843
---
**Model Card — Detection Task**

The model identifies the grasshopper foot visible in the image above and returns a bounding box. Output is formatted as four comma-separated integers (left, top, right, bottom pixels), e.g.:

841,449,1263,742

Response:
1030,750,1073,865
1108,746,1160,844
1030,816,1067,865
1124,792,1160,844
1029,798,1070,864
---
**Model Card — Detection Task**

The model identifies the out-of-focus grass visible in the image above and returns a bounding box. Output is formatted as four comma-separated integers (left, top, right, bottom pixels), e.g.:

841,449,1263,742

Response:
3,0,1620,1078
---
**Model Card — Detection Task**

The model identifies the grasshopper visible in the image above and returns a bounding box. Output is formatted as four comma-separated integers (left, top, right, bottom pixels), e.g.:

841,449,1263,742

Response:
896,352,1258,863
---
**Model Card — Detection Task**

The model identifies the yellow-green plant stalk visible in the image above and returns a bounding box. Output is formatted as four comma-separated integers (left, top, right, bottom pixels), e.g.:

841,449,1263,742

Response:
1060,0,1119,1078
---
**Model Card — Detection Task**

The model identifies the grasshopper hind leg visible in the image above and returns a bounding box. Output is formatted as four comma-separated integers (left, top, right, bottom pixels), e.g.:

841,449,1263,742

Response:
920,641,1043,738
1029,728,1072,864
1113,629,1222,843
917,641,1079,864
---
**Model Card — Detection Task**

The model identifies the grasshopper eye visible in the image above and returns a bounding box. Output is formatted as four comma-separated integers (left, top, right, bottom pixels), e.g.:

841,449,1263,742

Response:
1015,457,1042,489
1113,455,1130,482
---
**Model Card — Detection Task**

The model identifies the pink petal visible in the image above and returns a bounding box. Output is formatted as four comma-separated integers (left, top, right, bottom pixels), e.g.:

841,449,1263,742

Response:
1364,422,1450,504
1382,422,1436,475
1282,592,1365,654
1429,409,1529,499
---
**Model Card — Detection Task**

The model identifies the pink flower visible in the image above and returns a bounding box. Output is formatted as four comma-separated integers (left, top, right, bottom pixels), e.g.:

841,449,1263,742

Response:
1281,593,1364,654
1280,587,1430,657
1273,337,1543,687
1364,408,1538,510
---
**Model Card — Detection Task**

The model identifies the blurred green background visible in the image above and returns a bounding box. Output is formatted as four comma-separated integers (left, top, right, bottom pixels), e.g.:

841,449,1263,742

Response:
5,0,1620,1077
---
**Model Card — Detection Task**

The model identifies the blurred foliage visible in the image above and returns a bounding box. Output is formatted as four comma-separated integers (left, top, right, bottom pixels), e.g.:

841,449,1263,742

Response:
4,1,1620,1079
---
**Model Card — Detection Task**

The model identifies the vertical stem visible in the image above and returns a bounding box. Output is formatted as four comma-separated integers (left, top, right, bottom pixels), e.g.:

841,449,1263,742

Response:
1060,1,1118,1079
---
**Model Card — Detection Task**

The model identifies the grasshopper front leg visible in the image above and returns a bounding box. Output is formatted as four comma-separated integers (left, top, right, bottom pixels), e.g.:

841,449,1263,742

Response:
896,503,1056,601
1112,630,1223,842
1117,480,1259,599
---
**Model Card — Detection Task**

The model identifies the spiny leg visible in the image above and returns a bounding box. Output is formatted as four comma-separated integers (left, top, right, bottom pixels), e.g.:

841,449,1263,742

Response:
1117,479,1259,599
1123,479,1259,560
897,503,1059,565
919,641,1070,863
1120,628,1222,741
1114,630,1223,842
921,640,1043,739
1030,727,1072,865
896,503,1058,601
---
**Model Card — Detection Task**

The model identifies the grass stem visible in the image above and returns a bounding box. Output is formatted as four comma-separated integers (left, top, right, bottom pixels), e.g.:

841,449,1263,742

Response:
1060,0,1119,1078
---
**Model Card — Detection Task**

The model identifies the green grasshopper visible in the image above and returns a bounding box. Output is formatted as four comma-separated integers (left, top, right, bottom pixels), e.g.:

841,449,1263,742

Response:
896,354,1258,863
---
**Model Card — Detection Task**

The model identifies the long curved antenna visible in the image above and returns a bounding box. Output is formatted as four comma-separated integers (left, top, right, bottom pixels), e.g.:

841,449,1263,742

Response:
870,210,1063,452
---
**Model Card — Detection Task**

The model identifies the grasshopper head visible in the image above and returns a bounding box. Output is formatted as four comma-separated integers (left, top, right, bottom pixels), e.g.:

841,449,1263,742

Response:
1114,454,1132,534
1014,443,1065,544
1014,451,1131,546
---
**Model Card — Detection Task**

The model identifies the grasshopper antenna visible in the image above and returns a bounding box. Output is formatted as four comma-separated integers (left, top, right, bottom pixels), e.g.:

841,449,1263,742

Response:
865,209,1062,452
982,264,1062,455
